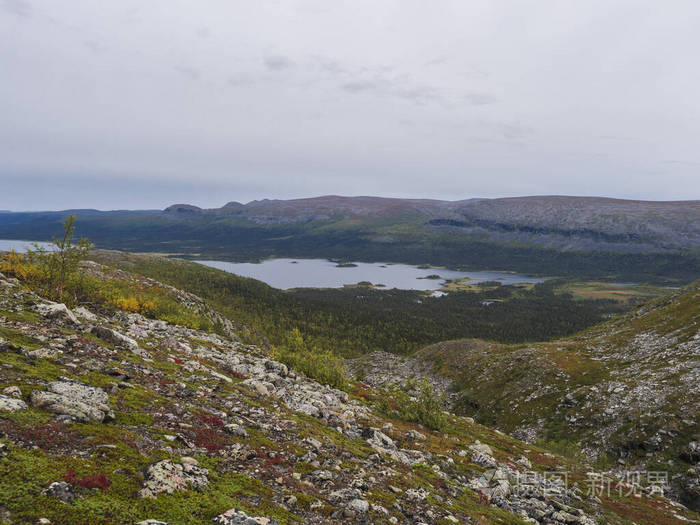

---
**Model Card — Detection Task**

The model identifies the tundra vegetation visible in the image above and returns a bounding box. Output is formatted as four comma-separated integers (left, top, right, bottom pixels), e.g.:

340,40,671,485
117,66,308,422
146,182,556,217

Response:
0,218,697,523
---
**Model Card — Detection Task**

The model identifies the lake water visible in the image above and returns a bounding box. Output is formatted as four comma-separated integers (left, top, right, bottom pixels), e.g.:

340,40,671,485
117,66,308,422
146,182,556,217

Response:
0,239,52,252
0,240,549,291
195,258,548,291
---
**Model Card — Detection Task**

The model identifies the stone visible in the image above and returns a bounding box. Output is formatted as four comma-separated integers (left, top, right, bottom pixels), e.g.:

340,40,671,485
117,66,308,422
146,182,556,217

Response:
2,385,21,398
73,307,98,322
347,499,369,513
223,423,248,438
34,302,78,324
212,508,279,525
30,381,114,422
139,459,209,498
24,348,61,359
41,481,75,502
0,394,27,413
363,428,397,452
136,521,170,525
469,441,493,456
406,429,427,440
91,325,139,351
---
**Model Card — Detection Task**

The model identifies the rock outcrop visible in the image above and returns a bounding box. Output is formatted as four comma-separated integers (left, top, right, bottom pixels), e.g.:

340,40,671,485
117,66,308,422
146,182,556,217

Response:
30,381,114,422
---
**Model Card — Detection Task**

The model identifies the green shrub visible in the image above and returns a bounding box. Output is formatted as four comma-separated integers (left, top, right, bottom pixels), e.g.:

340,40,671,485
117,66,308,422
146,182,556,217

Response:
274,329,346,390
377,379,447,431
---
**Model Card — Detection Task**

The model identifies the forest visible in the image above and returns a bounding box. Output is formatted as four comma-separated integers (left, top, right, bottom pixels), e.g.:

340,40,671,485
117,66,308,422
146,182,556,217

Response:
0,210,697,284
91,252,634,357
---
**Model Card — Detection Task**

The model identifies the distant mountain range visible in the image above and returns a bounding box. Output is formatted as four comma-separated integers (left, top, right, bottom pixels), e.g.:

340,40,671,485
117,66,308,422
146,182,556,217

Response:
1,195,698,282
164,195,700,252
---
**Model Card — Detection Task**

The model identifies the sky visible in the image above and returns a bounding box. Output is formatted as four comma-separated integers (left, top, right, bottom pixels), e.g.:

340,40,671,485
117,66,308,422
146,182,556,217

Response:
1,0,699,210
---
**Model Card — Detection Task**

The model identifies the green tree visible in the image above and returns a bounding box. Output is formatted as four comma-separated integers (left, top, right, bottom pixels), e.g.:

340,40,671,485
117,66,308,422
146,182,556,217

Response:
28,215,92,302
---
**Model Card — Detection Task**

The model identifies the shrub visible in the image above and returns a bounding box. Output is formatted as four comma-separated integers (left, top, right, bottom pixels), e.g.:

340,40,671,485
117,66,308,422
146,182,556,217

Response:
274,329,346,390
0,420,81,451
197,413,224,427
64,468,112,490
188,426,228,451
377,379,447,431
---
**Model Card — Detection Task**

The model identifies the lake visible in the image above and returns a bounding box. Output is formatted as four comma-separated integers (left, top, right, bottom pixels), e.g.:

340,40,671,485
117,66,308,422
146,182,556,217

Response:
195,258,548,291
0,239,52,252
0,240,549,291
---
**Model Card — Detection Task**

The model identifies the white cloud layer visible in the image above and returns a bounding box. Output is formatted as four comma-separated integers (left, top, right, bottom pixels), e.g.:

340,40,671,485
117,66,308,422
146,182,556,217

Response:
1,0,699,209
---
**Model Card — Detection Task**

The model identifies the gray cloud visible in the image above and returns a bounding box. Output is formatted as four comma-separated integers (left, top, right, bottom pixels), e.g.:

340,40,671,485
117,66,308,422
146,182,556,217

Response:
1,0,699,211
174,65,200,80
465,92,498,106
2,0,31,17
264,55,293,71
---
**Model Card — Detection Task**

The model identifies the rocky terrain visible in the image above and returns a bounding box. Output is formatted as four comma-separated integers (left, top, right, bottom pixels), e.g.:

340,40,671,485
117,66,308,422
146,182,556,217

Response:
1,196,698,264
0,263,699,523
354,283,700,510
163,195,700,252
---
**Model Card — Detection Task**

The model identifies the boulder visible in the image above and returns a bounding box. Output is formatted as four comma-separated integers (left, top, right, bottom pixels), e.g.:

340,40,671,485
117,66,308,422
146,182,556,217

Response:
0,394,27,413
30,381,114,422
91,325,139,351
41,481,75,502
1,386,21,398
34,302,78,324
139,459,209,498
212,508,279,525
363,428,398,454
73,307,98,322
347,499,370,513
223,424,248,438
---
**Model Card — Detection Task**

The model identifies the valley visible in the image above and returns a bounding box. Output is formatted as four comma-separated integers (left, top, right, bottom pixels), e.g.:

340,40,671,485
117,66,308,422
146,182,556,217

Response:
0,243,698,524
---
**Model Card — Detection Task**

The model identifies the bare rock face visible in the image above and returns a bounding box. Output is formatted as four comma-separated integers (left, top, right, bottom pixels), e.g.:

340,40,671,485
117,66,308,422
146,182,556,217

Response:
212,508,278,525
0,394,27,413
34,302,79,324
139,458,209,498
73,307,98,322
30,381,114,422
91,325,139,351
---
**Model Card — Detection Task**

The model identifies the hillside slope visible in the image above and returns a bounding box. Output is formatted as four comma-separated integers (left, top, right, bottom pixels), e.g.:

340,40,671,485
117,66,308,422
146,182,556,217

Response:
381,283,700,508
0,264,698,523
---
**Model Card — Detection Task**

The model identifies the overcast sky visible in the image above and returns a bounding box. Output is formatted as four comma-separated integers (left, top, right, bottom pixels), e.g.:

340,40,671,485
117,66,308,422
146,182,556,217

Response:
1,0,699,210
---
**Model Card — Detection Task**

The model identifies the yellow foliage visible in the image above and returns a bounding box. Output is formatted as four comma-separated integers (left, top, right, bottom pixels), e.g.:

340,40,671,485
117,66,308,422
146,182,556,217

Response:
112,296,140,313
111,295,158,317
0,251,43,281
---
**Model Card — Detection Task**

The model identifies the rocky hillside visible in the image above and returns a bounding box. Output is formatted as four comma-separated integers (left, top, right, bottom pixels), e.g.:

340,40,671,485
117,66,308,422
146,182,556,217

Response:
162,195,700,252
0,265,698,524
357,282,699,509
434,196,700,252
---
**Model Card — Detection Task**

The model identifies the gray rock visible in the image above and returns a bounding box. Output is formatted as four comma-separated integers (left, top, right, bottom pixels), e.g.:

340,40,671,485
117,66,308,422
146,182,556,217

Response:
41,481,75,502
346,499,370,513
139,459,209,498
30,381,113,422
24,348,61,359
34,302,78,324
406,429,427,441
73,307,98,322
212,508,279,525
223,424,248,438
136,521,171,525
0,394,27,413
363,428,397,452
91,325,139,351
469,441,493,456
2,385,21,398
